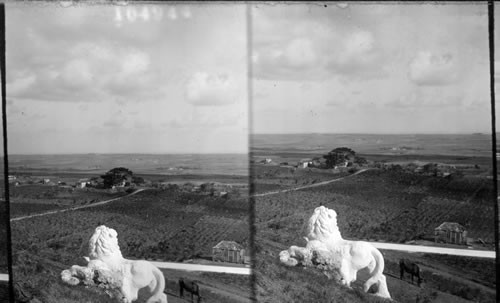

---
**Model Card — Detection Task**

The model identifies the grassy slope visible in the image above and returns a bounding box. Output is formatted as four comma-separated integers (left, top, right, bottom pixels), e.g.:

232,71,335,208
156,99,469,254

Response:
254,164,496,303
256,169,494,245
11,187,251,302
9,184,128,217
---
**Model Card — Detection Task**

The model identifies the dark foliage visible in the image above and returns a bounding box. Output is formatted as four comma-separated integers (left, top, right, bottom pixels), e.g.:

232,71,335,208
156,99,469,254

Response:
323,147,356,168
100,167,133,189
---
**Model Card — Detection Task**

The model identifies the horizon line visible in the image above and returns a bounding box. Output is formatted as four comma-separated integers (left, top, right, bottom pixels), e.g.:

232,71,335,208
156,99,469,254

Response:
6,152,249,156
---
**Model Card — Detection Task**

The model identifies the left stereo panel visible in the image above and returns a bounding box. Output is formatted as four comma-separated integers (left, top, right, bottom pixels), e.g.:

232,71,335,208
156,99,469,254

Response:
5,2,252,303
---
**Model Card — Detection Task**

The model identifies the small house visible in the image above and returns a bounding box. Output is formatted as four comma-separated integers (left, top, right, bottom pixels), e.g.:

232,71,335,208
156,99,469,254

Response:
434,222,467,245
212,241,246,264
117,180,127,187
8,175,16,181
43,178,51,184
298,159,312,169
78,178,90,188
311,157,323,168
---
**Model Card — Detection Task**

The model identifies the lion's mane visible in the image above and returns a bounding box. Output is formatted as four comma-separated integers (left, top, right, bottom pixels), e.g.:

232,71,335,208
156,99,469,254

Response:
306,206,343,243
88,225,123,261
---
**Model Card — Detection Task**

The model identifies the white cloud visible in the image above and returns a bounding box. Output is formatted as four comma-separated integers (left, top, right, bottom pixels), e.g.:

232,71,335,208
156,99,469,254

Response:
282,38,318,68
386,89,468,110
8,41,156,101
181,6,192,19
59,59,93,88
167,7,177,20
343,30,375,56
8,73,36,95
185,72,238,106
326,29,381,77
6,4,248,154
253,15,382,81
121,51,150,75
408,51,458,86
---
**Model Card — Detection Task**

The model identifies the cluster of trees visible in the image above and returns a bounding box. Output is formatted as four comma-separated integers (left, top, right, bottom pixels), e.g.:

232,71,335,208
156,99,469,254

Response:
322,147,367,169
99,167,145,189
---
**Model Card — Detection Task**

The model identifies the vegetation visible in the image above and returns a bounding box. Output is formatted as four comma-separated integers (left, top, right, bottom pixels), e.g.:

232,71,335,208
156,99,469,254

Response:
255,249,392,303
252,164,350,194
11,185,250,302
9,185,127,217
100,167,134,188
253,154,495,303
322,147,356,168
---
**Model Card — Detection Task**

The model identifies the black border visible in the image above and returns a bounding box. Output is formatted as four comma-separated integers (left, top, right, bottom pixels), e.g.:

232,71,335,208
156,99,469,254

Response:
0,2,497,303
247,3,257,302
0,2,14,302
487,1,499,300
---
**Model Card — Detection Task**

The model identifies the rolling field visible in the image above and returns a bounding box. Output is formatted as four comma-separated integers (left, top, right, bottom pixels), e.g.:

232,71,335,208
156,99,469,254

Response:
255,168,494,245
252,163,350,194
9,184,128,217
10,184,251,302
253,154,496,303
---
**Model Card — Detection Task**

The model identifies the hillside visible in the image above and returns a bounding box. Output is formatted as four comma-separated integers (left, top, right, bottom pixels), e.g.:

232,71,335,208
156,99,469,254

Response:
10,186,251,302
253,159,496,303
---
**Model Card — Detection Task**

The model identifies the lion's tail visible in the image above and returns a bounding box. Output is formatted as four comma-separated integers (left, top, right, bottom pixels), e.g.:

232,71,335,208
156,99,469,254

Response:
364,246,391,299
146,266,168,303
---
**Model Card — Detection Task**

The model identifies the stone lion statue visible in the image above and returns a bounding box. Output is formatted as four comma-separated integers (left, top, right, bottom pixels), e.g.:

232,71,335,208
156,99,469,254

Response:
61,225,168,303
279,206,391,299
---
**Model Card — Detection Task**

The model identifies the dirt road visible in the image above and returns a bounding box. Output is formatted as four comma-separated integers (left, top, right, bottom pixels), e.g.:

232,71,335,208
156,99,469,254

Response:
10,188,147,222
251,168,371,197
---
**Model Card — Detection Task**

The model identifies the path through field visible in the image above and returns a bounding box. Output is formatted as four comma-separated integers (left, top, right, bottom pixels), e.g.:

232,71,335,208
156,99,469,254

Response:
10,188,147,222
253,167,496,259
252,168,371,197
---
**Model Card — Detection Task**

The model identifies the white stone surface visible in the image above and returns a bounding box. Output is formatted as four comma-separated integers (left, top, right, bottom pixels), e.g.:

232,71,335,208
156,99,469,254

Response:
279,206,391,299
61,225,168,303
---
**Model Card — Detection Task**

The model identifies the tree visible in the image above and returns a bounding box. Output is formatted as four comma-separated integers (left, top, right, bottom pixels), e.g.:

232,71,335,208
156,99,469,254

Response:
132,176,145,185
322,147,356,168
101,167,133,188
354,156,367,166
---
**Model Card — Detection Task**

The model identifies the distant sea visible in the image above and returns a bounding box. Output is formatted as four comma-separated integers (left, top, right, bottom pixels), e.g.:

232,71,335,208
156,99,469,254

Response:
7,154,249,176
252,133,493,158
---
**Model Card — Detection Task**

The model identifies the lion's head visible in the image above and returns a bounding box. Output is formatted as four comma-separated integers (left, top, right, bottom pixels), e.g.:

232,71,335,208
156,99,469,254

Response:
88,225,123,261
306,206,343,243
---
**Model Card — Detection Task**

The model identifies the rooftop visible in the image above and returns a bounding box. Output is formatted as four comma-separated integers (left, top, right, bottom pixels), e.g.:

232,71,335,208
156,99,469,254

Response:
213,240,244,250
435,222,466,232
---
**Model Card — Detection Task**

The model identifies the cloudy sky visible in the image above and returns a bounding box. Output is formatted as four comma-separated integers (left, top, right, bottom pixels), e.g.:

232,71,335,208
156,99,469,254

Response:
251,3,491,134
6,2,248,154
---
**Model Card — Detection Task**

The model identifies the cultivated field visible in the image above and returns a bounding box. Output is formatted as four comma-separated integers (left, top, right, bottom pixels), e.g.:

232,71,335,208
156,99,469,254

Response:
10,172,251,303
253,151,496,303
